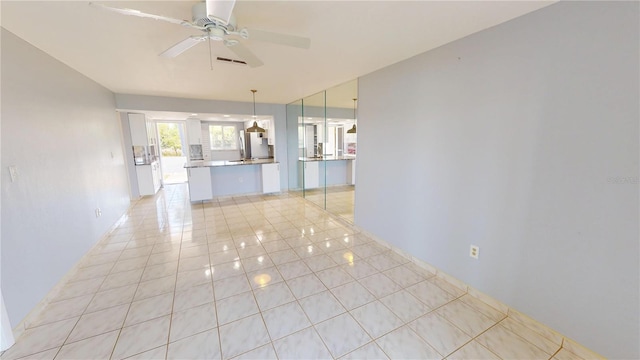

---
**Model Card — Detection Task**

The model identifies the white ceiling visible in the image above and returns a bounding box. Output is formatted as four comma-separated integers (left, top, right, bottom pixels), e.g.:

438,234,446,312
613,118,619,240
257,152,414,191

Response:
1,1,553,105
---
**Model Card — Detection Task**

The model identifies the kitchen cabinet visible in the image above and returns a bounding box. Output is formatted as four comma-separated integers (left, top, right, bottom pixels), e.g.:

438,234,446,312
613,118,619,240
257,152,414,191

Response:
129,113,158,158
152,162,161,193
347,159,356,185
130,113,161,196
305,126,316,157
268,131,274,146
303,161,319,189
260,119,275,146
187,119,203,144
129,113,148,145
262,163,280,193
188,167,213,201
136,162,161,196
146,119,157,148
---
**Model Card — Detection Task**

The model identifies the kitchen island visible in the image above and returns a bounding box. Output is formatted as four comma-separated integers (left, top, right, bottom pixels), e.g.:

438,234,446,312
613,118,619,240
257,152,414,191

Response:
298,156,356,189
185,159,280,201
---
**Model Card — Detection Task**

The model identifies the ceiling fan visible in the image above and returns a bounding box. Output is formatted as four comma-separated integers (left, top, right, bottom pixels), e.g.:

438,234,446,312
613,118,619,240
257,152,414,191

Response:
89,1,311,68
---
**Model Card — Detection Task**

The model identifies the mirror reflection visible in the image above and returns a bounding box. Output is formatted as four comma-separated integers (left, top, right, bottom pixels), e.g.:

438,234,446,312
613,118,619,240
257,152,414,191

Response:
286,79,357,223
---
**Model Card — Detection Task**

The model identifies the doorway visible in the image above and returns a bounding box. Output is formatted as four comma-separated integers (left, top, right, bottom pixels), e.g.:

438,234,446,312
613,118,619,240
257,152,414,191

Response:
157,121,188,184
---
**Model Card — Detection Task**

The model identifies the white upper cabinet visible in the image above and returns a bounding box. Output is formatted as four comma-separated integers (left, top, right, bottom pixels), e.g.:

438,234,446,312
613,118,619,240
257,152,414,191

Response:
187,119,202,145
266,119,275,145
129,113,157,148
146,119,157,146
129,113,148,146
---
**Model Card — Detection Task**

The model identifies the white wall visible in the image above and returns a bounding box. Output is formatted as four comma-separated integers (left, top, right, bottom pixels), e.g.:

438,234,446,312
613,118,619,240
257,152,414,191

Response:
356,2,638,358
1,29,130,327
202,121,244,161
119,112,139,199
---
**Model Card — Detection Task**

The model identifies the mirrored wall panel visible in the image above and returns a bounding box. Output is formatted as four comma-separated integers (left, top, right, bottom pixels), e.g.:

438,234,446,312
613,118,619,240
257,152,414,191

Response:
325,80,357,222
286,79,357,222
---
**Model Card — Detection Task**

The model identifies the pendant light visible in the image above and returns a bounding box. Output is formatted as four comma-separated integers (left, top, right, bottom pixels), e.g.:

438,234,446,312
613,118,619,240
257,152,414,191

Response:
347,98,357,134
246,89,266,133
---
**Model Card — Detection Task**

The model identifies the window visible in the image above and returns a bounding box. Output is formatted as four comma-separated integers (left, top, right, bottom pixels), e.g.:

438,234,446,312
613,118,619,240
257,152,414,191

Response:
209,125,238,150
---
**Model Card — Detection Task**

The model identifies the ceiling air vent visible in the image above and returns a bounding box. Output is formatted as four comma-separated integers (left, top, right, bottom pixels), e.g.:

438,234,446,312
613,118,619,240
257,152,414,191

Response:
216,57,248,66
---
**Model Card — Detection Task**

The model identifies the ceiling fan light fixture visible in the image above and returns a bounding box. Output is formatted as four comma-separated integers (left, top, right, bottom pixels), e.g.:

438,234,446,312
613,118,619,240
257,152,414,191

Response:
246,90,265,133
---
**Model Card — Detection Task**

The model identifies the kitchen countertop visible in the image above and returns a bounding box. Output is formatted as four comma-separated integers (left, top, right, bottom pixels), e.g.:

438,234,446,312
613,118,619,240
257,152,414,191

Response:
134,159,159,166
184,158,277,168
299,155,356,162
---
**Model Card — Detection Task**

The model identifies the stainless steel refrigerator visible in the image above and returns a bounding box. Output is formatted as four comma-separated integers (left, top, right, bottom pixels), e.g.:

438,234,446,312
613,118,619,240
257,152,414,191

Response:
242,131,269,159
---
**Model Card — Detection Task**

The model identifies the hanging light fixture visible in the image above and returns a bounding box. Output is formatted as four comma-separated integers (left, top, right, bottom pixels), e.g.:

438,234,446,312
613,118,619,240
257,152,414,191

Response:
246,89,265,133
347,98,357,134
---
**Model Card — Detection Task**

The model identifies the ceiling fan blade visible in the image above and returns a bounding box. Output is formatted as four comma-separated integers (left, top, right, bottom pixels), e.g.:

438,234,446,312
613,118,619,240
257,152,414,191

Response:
159,36,207,58
89,2,203,29
206,0,236,25
226,43,264,68
247,29,310,49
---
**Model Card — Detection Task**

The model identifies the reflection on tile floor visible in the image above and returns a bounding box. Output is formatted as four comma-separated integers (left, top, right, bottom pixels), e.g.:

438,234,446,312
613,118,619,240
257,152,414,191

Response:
303,185,355,223
2,184,587,360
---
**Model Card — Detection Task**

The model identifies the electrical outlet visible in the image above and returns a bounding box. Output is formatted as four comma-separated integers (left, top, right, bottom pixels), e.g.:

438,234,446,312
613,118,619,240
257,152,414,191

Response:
470,245,479,259
95,208,102,218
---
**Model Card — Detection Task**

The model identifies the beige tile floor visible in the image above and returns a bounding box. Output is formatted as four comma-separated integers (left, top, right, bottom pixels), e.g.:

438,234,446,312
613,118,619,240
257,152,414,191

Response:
2,184,587,360
304,186,355,223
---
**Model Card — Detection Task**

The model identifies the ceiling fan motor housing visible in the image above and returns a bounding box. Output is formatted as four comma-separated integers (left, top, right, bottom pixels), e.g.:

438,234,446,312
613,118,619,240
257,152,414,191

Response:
192,2,211,26
209,27,226,40
192,2,236,31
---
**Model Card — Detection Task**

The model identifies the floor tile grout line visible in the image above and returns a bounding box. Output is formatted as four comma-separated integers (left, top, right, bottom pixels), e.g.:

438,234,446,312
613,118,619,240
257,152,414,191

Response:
223,200,320,359
162,193,188,360
106,189,172,360
200,198,227,360
309,314,357,359
492,316,562,358
45,244,122,360
466,321,506,360
407,303,488,359
17,185,547,360
51,230,142,359
548,345,563,360
212,197,241,360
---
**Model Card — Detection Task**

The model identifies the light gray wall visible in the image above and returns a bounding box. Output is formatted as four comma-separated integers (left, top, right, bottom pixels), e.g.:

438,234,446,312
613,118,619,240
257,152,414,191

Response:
210,165,262,197
115,94,289,191
319,161,349,187
286,102,302,189
119,112,139,199
356,2,638,358
1,29,131,326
